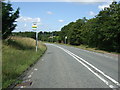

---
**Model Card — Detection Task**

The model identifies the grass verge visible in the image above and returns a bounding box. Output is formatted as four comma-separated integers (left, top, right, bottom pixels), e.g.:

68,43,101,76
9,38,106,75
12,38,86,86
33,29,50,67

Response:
2,36,46,88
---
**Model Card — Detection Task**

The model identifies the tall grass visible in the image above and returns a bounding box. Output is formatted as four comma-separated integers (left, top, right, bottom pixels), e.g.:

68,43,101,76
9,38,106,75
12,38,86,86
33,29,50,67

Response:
2,36,46,88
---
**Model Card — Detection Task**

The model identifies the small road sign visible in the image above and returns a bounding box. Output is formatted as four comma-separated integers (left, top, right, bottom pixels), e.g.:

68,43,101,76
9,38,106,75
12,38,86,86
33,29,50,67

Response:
32,22,38,52
32,24,37,30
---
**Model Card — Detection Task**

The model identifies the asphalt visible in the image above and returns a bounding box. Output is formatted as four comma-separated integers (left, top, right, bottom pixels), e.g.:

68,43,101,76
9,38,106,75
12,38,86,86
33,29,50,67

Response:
20,43,118,88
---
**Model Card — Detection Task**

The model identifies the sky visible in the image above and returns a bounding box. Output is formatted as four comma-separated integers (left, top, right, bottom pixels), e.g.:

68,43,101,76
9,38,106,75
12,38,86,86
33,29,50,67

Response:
9,0,119,32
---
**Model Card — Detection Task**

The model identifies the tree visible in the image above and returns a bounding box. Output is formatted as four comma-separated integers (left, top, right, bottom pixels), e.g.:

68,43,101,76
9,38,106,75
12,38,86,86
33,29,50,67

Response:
2,1,20,39
96,1,120,52
81,18,99,47
68,19,85,45
60,22,75,43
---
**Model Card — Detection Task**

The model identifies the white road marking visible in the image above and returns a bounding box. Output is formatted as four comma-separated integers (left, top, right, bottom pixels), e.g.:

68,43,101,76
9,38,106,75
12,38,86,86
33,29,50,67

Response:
50,44,119,89
20,86,24,88
31,72,33,75
34,68,38,71
48,43,118,60
109,85,115,88
74,47,118,60
64,48,119,86
28,75,31,78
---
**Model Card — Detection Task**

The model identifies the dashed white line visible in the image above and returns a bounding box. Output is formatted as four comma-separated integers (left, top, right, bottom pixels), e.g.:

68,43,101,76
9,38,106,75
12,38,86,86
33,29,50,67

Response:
34,68,38,71
28,75,31,78
31,72,33,75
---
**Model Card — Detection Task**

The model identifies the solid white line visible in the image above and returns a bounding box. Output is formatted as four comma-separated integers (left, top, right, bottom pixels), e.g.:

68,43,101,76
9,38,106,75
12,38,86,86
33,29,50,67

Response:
63,48,120,86
70,46,118,60
66,48,120,87
50,44,119,88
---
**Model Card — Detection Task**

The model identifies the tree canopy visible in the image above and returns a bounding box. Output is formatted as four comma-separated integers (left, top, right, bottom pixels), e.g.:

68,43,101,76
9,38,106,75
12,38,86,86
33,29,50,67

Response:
2,1,20,39
13,1,120,53
59,1,120,52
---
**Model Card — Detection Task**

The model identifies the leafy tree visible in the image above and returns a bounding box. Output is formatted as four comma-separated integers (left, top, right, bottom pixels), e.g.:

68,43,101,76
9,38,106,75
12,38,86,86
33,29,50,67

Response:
81,18,98,47
96,1,120,52
60,22,75,44
2,1,20,39
68,19,85,45
11,1,120,53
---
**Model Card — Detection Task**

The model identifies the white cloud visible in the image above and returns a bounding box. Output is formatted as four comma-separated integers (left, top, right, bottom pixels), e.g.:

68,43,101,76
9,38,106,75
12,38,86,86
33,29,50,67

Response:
58,20,64,22
65,0,107,2
24,24,27,27
16,16,41,22
89,11,96,16
98,0,116,10
98,4,109,10
10,0,110,2
46,11,53,15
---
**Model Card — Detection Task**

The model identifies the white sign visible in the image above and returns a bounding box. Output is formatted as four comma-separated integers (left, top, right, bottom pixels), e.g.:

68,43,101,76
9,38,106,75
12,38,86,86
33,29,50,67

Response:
32,22,37,30
65,36,67,39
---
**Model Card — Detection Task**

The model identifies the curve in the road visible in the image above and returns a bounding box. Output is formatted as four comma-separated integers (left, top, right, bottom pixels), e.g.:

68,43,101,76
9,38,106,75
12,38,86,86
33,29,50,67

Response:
50,44,119,89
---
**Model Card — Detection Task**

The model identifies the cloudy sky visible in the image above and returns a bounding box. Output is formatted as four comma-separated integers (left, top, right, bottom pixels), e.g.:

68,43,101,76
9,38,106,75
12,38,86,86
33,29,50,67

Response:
10,0,119,32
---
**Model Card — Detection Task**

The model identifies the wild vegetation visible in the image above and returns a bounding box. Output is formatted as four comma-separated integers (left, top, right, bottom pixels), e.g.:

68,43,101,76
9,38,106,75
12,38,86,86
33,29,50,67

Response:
59,1,120,52
2,36,46,88
2,1,47,88
14,1,120,53
1,0,120,89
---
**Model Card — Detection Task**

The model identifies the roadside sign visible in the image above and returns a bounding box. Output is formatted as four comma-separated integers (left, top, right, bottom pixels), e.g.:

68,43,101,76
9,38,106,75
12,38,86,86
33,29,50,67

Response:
65,36,67,44
32,22,38,52
32,24,37,30
65,36,67,39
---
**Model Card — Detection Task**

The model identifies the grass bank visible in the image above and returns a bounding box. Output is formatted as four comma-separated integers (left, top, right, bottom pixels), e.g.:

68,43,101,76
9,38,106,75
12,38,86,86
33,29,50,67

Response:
2,36,47,88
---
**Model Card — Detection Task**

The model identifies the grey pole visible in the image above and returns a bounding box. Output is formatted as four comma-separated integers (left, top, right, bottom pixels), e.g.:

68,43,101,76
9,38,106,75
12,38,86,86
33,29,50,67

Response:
65,36,67,44
36,32,38,52
65,37,66,44
32,22,38,52
52,33,53,43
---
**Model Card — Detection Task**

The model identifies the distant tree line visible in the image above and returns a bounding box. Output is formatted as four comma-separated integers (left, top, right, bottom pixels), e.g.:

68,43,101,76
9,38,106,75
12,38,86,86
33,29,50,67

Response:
13,31,61,43
13,1,120,53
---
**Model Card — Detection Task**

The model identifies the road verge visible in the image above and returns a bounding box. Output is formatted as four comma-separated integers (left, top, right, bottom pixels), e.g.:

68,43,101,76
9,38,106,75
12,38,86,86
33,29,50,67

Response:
2,36,47,89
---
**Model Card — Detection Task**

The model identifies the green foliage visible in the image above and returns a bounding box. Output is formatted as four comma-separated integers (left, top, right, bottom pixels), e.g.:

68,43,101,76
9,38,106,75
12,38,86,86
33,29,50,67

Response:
59,1,120,52
12,1,120,53
69,19,85,45
13,32,36,39
94,1,120,52
13,31,62,43
2,37,46,88
61,22,74,43
2,1,20,39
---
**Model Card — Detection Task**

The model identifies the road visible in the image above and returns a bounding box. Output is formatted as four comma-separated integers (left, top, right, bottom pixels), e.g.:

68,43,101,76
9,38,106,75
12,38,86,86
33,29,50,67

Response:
18,43,119,89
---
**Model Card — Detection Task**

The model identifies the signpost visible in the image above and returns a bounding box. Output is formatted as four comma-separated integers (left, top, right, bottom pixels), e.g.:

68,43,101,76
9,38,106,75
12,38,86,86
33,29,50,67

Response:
32,22,38,52
65,36,67,44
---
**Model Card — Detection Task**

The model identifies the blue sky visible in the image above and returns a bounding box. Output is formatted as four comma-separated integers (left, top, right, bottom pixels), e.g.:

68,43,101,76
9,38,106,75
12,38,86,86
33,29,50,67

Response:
10,0,118,32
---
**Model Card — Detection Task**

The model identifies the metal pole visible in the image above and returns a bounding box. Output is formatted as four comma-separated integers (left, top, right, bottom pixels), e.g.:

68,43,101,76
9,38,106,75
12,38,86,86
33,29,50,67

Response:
52,33,53,43
36,32,38,52
65,38,66,44
65,36,67,44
